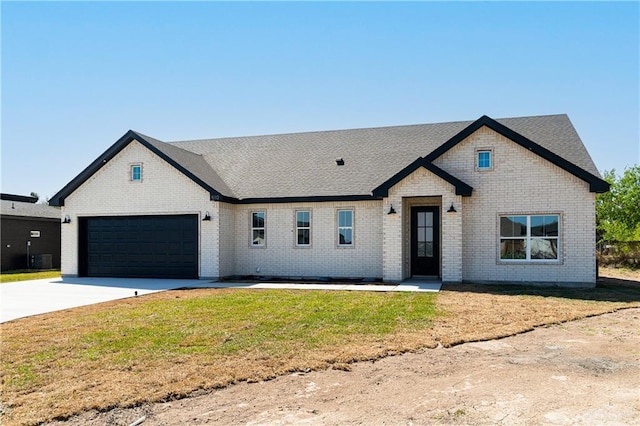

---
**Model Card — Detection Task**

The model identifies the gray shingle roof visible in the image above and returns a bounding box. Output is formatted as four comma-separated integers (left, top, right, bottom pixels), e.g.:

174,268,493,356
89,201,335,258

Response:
1,200,61,219
161,114,601,200
49,114,606,206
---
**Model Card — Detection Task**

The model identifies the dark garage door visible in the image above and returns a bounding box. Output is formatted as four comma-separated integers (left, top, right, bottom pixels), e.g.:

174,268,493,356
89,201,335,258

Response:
79,215,198,278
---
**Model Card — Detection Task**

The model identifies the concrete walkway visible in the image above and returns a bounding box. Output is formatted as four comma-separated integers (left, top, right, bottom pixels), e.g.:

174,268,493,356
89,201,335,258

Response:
0,277,441,323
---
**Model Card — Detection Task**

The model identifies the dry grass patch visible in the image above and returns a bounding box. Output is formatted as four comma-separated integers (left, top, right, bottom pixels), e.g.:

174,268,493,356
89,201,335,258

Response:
599,265,640,282
433,281,640,346
2,281,639,425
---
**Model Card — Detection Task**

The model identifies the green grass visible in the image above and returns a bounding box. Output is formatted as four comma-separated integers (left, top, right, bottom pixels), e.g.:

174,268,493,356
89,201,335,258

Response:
2,289,440,425
0,270,61,283
74,290,438,363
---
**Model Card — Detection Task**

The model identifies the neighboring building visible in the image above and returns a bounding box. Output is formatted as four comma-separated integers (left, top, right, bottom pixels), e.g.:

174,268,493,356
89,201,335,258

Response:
1,194,61,271
50,114,609,287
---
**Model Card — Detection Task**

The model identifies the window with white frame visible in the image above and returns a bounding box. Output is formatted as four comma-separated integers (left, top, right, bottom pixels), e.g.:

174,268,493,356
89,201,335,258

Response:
131,164,142,181
500,214,560,261
476,149,493,171
251,212,265,246
296,210,311,246
337,209,353,246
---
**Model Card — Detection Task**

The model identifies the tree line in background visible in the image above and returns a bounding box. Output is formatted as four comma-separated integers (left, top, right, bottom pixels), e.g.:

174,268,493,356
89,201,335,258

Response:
596,165,640,268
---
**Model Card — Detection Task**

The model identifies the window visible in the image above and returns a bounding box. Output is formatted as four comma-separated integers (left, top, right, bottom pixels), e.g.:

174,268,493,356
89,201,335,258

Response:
476,149,492,171
296,210,311,246
500,215,559,261
251,212,265,246
131,164,142,181
337,209,353,246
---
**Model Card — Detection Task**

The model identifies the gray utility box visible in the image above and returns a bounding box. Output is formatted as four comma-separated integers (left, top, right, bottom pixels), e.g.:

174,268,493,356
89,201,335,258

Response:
30,254,53,270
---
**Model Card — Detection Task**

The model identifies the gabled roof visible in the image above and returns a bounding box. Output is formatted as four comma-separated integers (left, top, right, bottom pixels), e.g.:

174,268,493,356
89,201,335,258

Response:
424,115,609,193
372,158,473,197
50,114,609,206
50,130,234,206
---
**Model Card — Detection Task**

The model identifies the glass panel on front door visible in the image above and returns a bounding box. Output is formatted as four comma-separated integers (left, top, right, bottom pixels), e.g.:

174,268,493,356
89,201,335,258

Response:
416,212,434,258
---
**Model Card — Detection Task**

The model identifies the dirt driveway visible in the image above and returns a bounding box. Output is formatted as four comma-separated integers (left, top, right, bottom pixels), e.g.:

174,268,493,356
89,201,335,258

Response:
57,307,640,425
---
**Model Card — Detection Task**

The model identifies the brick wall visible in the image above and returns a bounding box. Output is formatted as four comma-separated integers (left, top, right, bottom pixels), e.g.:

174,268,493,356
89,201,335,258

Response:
226,201,383,279
433,126,597,286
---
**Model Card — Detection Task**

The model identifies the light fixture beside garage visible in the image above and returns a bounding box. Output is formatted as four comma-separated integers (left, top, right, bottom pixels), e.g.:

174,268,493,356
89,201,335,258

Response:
202,211,212,221
62,215,71,224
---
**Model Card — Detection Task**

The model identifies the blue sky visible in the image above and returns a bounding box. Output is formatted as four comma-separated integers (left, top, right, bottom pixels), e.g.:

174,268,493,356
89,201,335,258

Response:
2,1,638,201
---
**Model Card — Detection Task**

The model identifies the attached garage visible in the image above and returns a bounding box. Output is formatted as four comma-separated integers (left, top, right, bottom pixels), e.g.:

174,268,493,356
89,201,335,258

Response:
79,215,198,278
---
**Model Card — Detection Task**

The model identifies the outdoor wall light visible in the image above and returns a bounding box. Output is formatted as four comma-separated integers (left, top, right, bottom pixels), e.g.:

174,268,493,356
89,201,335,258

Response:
447,203,457,213
387,205,397,215
62,215,71,224
202,212,212,221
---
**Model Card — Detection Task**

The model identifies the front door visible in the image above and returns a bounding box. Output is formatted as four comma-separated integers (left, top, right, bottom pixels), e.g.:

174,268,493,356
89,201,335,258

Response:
411,207,440,276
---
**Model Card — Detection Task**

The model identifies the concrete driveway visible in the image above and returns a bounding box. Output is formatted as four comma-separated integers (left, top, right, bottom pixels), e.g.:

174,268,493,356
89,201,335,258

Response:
0,277,441,323
0,277,209,323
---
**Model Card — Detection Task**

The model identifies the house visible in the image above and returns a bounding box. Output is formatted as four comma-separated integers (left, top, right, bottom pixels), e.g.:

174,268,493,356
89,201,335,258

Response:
1,193,62,271
49,114,609,287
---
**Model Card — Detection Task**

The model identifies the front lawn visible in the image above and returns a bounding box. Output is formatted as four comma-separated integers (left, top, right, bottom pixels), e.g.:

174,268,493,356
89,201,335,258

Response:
1,290,439,425
0,270,61,283
1,282,639,426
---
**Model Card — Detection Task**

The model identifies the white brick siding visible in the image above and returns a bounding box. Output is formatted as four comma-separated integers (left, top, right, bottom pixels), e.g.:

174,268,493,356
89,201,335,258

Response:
433,126,596,286
226,201,382,279
218,202,236,277
61,140,219,278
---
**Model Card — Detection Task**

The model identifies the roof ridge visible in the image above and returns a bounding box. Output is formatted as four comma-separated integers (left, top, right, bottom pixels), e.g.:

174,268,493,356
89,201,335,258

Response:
165,114,567,145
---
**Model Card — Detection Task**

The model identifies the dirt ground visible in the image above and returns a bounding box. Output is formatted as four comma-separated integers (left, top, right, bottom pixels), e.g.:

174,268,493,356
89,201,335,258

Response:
53,306,640,426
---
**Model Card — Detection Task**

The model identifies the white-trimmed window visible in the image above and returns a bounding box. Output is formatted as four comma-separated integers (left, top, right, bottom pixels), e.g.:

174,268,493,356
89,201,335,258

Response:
296,210,311,246
476,149,493,171
337,209,353,246
251,212,266,247
500,214,560,261
131,164,142,181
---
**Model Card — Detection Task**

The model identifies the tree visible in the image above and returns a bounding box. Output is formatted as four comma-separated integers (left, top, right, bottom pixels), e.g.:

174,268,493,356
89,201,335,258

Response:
596,166,640,242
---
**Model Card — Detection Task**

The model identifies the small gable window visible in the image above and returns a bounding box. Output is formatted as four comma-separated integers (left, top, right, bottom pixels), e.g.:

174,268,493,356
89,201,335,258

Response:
131,164,142,181
476,149,493,171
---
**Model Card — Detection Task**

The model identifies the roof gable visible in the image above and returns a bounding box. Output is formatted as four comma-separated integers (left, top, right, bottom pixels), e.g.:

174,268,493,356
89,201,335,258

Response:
372,158,473,197
424,115,609,193
50,131,233,206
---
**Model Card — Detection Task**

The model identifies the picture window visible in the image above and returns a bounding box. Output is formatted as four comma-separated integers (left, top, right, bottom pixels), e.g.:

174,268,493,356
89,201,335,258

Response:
500,214,560,261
